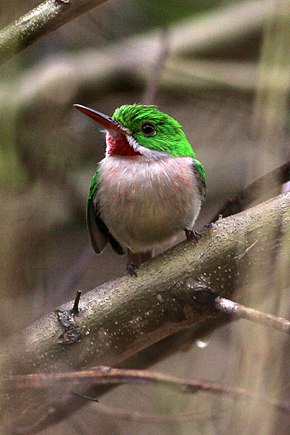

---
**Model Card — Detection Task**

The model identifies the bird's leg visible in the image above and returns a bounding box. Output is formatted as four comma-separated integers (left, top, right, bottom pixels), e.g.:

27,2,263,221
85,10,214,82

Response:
184,228,201,242
127,250,152,276
127,251,140,277
140,251,152,263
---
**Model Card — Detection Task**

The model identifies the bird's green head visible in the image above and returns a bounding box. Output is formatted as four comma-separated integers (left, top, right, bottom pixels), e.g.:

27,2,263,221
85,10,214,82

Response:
112,104,195,158
74,103,195,158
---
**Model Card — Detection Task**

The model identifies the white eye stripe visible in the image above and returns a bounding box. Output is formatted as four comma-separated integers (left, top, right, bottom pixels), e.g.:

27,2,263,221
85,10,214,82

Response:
126,135,168,160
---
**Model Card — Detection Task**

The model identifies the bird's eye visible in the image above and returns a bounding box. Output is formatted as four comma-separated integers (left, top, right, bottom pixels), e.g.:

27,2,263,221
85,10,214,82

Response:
141,122,156,137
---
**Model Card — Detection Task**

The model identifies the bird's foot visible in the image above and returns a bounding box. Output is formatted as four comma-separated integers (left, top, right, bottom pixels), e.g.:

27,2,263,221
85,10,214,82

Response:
184,229,201,242
126,250,152,277
127,262,138,277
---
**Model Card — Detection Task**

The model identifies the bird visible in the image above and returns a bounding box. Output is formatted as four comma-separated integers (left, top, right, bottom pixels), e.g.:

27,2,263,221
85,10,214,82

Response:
74,103,206,275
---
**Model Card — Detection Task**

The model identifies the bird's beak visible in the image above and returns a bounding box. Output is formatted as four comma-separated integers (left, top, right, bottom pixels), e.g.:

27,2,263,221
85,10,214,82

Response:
74,104,122,132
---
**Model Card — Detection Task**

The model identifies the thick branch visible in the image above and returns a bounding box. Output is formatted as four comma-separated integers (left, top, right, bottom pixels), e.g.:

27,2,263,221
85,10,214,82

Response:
0,0,106,64
0,192,289,430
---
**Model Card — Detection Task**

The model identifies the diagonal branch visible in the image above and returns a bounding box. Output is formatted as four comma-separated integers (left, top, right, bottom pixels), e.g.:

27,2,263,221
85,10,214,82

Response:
0,0,107,64
211,161,290,221
0,192,289,431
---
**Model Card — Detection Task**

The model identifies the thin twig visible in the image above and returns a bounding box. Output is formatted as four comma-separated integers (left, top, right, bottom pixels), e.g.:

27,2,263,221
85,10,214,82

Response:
71,290,82,315
215,297,290,334
191,285,290,335
2,367,289,414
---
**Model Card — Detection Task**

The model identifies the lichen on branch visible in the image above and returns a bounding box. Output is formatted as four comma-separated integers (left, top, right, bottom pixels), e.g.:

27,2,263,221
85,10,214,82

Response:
0,0,107,64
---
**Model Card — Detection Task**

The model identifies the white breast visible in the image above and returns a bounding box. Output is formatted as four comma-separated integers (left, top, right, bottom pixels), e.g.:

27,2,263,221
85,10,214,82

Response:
96,155,201,252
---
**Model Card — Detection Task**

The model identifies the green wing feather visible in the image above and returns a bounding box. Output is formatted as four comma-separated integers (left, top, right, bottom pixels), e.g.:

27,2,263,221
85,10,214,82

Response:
192,158,206,200
87,169,125,255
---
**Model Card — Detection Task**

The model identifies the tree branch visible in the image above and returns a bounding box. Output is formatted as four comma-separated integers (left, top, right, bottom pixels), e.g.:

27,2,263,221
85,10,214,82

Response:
0,192,289,430
191,287,290,334
0,0,107,64
214,296,290,333
211,161,290,221
3,367,289,414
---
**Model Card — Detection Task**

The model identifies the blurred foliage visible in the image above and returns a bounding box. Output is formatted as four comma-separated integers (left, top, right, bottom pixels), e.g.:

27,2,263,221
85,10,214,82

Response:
0,0,238,192
0,0,288,191
0,108,27,191
131,0,232,28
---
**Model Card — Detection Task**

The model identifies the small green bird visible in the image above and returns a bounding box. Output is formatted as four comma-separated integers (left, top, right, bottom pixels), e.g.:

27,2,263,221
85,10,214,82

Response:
74,103,206,275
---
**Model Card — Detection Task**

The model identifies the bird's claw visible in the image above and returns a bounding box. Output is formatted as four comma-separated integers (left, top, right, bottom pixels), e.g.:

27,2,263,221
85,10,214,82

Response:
184,229,201,242
127,262,138,277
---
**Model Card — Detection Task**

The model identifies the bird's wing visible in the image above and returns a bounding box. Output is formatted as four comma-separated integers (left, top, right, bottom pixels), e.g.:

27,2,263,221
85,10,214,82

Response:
192,158,206,201
87,169,125,255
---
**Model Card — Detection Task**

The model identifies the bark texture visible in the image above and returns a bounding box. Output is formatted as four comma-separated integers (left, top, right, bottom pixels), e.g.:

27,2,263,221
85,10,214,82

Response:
0,192,289,430
0,0,107,64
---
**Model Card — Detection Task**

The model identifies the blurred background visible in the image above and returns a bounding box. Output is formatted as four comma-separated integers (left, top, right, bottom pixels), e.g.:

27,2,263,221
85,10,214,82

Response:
0,0,289,434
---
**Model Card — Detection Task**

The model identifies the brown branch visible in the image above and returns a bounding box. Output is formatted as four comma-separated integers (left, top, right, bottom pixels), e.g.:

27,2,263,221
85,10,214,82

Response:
0,0,107,65
3,366,290,435
211,161,290,221
0,192,289,431
2,367,288,414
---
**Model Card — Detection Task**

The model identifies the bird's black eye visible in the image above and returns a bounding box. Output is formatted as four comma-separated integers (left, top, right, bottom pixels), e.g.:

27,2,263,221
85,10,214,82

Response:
141,122,156,137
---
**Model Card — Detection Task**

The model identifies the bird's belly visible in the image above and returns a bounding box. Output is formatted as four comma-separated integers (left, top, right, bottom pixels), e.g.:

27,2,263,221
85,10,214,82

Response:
97,156,201,252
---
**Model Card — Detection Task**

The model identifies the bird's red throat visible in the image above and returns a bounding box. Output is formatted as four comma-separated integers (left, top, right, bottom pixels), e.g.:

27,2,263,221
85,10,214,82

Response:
106,131,141,157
